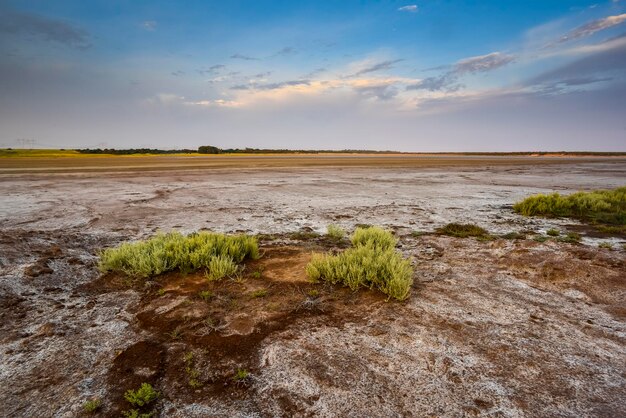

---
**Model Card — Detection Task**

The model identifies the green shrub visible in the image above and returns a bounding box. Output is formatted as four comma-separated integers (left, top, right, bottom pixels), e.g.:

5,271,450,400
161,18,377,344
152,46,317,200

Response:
307,228,413,301
124,383,159,407
513,187,626,225
98,231,259,278
204,255,239,281
436,223,488,238
122,410,153,418
533,235,549,243
232,368,250,382
83,399,101,413
350,226,397,250
598,242,613,250
546,229,560,236
558,232,581,244
326,224,346,240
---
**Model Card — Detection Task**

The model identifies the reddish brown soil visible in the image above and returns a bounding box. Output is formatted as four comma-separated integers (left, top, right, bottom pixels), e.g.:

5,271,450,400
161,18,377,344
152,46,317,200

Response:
84,245,387,416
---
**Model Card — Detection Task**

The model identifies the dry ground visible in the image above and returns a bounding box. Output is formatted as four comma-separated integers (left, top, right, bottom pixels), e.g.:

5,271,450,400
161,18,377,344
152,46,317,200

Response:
0,156,625,417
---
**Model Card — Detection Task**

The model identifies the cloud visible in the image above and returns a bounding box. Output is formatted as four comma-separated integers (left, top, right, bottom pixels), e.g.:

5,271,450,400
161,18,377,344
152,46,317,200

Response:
407,52,514,91
198,64,226,75
553,14,626,45
454,52,516,74
398,5,418,13
230,53,259,61
231,79,311,91
527,36,626,87
141,20,157,31
353,83,399,101
274,46,297,56
0,10,90,49
406,73,461,92
350,59,404,77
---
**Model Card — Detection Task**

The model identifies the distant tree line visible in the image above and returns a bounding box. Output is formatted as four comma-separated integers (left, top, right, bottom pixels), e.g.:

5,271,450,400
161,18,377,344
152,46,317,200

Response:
76,148,197,155
73,147,626,156
198,146,396,154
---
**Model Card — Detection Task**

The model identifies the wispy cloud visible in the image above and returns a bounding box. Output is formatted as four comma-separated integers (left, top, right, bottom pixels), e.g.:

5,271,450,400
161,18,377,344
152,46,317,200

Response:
398,5,418,13
274,46,297,56
231,79,311,91
349,59,404,77
198,64,226,75
407,52,515,91
141,20,157,31
230,53,259,61
454,52,516,74
0,10,90,49
552,14,626,45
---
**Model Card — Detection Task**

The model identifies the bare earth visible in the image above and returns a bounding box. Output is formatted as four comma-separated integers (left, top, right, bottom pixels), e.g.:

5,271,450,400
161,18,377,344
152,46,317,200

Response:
0,155,625,417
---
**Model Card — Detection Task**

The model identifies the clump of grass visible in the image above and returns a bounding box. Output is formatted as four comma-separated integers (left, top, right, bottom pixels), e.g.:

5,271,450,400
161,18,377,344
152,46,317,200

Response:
500,232,525,240
326,224,346,240
350,226,397,250
436,223,489,238
546,229,560,237
307,227,413,301
598,242,613,250
166,326,183,340
83,399,101,413
122,410,154,418
597,225,626,234
232,368,251,387
250,288,268,298
183,352,202,389
558,232,582,244
513,187,626,226
124,383,159,407
204,255,239,281
410,230,425,238
198,290,213,301
98,231,259,279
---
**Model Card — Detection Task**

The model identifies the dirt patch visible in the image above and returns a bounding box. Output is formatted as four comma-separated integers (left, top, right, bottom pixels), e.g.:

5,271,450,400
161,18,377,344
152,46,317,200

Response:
96,245,387,416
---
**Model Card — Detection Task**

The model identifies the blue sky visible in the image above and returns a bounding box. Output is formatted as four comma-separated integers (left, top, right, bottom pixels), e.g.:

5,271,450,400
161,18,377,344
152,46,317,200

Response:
1,0,625,151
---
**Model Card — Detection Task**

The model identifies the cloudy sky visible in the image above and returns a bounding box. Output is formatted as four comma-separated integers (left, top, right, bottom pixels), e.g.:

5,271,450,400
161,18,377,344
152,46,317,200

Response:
1,0,625,151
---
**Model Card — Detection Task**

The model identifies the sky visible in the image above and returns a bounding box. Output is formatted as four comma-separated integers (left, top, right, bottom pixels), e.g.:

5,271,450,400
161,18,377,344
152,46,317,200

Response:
0,0,625,151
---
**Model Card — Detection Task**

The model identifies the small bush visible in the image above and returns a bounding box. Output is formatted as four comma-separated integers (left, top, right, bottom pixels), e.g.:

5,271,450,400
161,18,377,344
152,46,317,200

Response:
351,226,397,250
233,368,250,381
598,242,613,250
436,223,488,238
307,227,413,301
122,410,153,418
326,224,346,240
204,255,239,281
83,399,101,413
124,383,159,407
98,231,259,278
546,229,560,236
558,232,581,244
198,290,213,301
533,235,549,243
513,187,626,225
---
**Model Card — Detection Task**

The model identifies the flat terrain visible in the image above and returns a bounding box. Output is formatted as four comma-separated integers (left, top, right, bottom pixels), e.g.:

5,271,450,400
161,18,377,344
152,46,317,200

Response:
1,156,625,417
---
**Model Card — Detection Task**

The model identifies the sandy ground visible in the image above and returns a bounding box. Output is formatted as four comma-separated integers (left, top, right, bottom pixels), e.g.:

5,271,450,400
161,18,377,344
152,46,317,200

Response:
0,156,625,417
